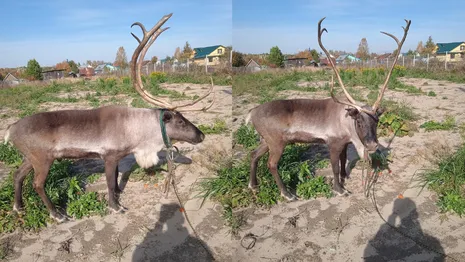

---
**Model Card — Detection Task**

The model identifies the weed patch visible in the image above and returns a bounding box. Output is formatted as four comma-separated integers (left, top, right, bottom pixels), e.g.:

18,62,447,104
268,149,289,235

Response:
420,116,456,131
198,119,228,134
201,124,333,233
420,144,465,216
0,144,107,233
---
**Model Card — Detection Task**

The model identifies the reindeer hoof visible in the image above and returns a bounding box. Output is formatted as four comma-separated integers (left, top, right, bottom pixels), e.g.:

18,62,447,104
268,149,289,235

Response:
281,192,298,202
50,213,69,224
13,204,24,214
110,205,128,214
248,183,258,193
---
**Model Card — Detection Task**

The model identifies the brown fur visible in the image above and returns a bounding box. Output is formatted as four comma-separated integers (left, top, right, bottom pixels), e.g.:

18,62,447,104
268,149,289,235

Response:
5,105,205,222
247,98,382,200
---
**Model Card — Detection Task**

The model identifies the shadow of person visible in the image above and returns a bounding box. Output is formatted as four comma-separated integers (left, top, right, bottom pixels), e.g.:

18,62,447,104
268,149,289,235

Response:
132,203,215,262
363,197,445,262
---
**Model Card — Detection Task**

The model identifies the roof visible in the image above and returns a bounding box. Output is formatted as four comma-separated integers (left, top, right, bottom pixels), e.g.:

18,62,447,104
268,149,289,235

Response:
246,59,260,68
42,69,66,73
193,45,224,59
3,73,19,82
435,42,464,54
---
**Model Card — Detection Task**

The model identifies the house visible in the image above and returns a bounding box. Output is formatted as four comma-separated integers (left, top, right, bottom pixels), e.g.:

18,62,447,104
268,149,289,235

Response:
79,66,95,77
42,69,66,80
434,42,465,62
245,59,261,72
191,45,226,66
284,57,309,67
319,56,336,66
94,64,118,75
336,54,360,64
1,73,20,87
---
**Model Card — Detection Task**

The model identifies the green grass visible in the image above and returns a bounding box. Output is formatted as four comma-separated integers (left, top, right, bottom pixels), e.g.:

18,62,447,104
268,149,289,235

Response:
0,72,230,117
420,144,465,216
420,116,456,131
198,119,228,135
233,70,329,102
427,91,437,97
200,124,333,233
0,144,107,233
404,68,465,83
374,100,418,137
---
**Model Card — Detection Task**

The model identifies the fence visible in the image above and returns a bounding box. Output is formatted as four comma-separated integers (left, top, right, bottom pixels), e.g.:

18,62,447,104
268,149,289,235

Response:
337,55,465,71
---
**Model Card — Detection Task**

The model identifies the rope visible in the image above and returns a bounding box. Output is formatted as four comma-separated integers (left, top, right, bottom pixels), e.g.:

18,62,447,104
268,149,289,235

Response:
363,150,458,261
164,148,217,261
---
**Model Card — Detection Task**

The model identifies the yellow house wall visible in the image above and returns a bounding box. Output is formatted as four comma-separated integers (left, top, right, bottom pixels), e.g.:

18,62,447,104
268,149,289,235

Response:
192,46,226,65
434,43,465,62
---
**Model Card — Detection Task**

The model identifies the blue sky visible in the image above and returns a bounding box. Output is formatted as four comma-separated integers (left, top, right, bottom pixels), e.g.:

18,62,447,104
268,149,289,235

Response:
233,0,465,55
0,0,231,68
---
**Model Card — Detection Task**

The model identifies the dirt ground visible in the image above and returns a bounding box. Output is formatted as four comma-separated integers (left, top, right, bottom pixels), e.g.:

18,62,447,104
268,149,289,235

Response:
1,78,465,261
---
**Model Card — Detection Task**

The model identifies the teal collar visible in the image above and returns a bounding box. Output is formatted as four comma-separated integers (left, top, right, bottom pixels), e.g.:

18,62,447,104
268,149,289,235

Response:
159,109,172,148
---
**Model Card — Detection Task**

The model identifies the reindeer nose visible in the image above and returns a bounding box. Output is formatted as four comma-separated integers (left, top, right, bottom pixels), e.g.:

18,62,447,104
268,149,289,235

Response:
200,133,205,142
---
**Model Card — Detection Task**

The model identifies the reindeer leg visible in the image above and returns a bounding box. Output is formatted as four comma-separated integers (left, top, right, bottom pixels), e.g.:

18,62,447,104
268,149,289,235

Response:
32,158,67,223
330,143,348,196
249,141,269,192
13,158,33,213
104,158,127,213
339,144,351,195
114,165,122,195
268,144,297,201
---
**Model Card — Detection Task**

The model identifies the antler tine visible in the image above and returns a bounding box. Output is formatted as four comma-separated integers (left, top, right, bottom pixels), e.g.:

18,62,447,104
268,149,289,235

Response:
130,14,174,108
330,75,372,114
173,77,215,112
372,19,411,111
318,17,359,107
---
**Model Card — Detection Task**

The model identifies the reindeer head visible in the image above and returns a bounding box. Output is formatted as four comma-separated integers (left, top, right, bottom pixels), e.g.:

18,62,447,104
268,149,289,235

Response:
161,110,205,144
318,17,411,153
129,13,215,145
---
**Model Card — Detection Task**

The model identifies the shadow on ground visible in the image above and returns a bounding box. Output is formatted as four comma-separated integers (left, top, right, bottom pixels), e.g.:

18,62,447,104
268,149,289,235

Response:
132,203,215,262
363,197,445,262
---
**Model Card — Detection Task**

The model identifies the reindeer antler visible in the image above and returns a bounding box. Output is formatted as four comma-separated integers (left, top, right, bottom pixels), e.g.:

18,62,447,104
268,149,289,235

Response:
130,13,214,111
318,17,372,114
372,19,411,111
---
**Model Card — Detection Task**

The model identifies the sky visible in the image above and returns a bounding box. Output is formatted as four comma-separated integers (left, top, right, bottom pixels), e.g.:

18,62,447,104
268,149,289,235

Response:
233,0,465,55
1,0,464,68
0,0,232,68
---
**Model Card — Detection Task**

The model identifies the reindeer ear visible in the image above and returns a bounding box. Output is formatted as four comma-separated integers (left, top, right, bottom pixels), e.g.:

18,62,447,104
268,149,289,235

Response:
162,111,173,123
376,107,385,117
346,108,359,118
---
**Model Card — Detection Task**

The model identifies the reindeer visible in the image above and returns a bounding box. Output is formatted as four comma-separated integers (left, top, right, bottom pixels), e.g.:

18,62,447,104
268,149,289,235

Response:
3,13,215,222
246,17,411,201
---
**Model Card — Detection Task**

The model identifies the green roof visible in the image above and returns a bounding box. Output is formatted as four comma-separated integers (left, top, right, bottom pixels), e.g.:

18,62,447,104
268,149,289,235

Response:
193,45,223,59
436,42,464,54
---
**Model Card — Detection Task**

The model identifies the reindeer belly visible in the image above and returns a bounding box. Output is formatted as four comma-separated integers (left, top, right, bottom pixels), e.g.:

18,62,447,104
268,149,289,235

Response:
285,125,329,143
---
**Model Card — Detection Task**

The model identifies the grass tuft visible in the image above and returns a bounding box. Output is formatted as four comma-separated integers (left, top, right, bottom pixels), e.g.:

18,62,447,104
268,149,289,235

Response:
0,144,107,233
420,116,456,131
420,144,465,216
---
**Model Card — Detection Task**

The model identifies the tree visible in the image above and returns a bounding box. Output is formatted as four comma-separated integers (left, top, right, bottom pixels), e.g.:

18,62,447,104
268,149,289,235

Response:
295,49,312,59
68,60,78,73
25,59,42,80
310,49,320,63
356,38,370,60
406,49,415,56
416,41,424,55
55,61,71,72
424,36,436,55
174,47,181,60
181,41,193,61
151,56,158,64
232,51,246,67
114,46,128,69
268,46,284,68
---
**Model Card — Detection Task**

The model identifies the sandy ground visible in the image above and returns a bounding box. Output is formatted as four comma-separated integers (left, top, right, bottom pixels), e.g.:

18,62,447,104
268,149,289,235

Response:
1,78,465,262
